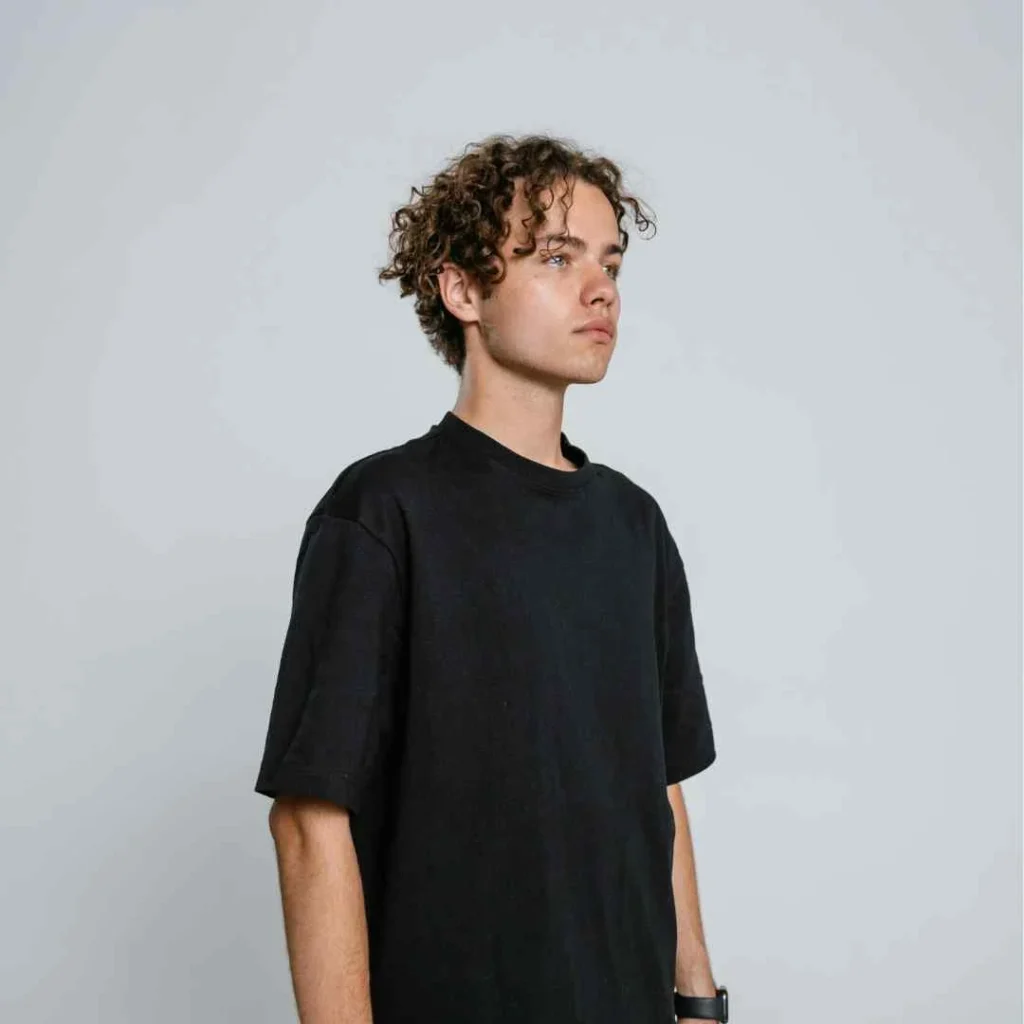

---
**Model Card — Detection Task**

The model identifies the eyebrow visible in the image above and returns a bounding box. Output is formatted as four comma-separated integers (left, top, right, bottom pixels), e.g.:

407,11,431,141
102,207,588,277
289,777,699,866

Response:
539,232,624,259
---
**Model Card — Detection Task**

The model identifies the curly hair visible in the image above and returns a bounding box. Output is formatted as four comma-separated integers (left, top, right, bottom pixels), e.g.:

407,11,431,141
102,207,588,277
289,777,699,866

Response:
376,133,656,376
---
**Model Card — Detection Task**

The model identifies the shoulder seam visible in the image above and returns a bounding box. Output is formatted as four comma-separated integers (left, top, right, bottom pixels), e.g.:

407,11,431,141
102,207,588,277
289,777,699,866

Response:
308,511,403,590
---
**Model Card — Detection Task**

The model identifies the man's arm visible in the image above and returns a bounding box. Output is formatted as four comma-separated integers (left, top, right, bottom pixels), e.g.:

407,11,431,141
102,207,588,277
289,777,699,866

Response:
667,782,718,1019
268,796,374,1024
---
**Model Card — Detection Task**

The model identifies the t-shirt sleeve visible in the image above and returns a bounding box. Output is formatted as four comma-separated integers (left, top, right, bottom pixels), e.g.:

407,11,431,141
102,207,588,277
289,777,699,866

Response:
659,528,717,785
254,513,404,814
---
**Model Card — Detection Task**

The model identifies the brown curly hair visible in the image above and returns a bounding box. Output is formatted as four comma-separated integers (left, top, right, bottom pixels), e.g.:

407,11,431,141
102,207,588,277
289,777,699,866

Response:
376,133,656,376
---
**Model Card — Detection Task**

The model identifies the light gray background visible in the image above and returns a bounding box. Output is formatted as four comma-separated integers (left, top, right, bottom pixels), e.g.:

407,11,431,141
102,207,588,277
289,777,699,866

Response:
2,2,1020,1021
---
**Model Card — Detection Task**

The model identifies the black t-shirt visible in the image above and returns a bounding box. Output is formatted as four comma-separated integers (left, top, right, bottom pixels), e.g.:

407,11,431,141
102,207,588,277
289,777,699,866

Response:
254,410,716,1024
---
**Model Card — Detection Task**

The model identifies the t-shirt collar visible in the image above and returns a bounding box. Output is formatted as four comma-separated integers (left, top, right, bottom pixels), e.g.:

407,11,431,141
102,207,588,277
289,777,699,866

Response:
434,410,597,494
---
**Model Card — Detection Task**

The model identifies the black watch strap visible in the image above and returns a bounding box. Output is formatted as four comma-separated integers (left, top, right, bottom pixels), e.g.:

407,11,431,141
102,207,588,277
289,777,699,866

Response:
674,985,728,1021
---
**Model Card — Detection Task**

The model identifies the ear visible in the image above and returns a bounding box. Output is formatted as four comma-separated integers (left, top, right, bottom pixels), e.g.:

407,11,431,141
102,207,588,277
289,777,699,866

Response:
436,262,481,328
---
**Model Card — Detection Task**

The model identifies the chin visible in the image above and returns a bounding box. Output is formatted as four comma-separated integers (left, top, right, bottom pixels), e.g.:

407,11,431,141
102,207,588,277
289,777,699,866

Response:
566,362,611,385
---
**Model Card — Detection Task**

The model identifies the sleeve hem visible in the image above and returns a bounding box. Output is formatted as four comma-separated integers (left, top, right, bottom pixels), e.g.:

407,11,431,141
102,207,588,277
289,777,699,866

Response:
255,762,366,815
666,740,717,785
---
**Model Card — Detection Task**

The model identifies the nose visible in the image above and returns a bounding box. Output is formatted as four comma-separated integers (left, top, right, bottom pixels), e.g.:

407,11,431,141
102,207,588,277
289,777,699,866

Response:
581,260,617,308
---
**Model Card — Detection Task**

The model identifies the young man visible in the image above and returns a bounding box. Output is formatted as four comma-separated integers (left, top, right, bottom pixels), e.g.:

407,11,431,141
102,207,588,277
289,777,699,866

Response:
255,134,727,1024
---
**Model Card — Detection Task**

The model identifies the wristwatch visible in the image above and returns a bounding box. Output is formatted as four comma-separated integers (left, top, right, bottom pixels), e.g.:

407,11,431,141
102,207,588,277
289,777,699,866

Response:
674,985,728,1021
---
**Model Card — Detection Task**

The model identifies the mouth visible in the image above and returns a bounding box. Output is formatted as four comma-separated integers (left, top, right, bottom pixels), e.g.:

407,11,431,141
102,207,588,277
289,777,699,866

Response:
576,324,614,342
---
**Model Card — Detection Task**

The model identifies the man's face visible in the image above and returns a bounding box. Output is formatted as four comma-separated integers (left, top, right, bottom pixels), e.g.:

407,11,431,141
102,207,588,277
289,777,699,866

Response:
470,177,623,386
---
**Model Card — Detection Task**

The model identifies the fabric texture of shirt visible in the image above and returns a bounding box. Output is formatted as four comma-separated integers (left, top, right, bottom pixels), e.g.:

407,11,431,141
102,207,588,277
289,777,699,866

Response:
254,410,717,1024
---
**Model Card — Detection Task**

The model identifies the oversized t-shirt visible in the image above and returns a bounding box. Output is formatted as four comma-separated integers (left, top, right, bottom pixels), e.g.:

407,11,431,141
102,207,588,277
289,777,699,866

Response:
254,410,716,1024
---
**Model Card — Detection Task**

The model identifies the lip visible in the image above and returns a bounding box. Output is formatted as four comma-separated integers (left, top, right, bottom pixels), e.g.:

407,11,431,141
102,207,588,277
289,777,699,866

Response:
576,320,614,340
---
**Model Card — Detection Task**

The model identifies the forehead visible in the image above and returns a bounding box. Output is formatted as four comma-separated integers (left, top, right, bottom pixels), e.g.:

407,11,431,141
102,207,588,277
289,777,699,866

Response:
506,177,618,241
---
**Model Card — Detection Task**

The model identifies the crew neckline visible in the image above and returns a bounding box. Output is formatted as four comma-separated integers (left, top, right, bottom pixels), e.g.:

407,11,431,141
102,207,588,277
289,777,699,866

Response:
434,410,597,493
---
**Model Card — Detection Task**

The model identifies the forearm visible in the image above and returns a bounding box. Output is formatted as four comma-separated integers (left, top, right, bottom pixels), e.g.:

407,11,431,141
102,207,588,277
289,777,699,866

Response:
270,801,374,1024
667,783,717,998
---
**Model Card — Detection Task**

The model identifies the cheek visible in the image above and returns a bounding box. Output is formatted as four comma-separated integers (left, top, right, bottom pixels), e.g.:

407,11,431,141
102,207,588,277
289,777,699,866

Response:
518,276,567,320
487,272,570,340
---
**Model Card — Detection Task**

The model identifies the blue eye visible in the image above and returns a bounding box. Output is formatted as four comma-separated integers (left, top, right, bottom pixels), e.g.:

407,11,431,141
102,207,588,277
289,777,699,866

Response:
545,253,620,280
